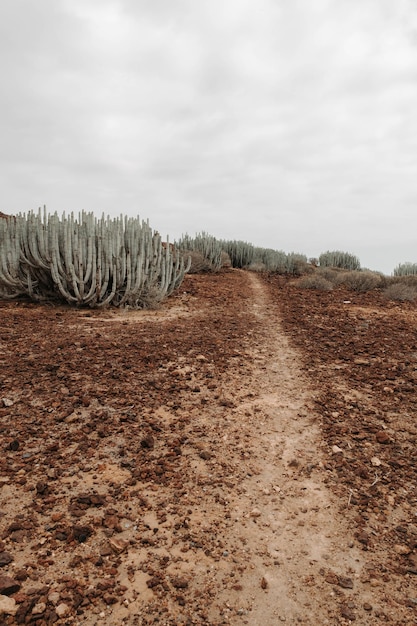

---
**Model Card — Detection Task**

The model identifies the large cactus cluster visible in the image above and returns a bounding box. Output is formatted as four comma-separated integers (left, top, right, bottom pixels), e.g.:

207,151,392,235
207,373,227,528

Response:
0,209,190,307
319,250,361,271
177,232,224,271
393,262,417,277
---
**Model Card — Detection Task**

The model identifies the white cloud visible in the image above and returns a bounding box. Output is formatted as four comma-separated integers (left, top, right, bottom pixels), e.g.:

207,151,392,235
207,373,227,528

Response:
0,0,416,273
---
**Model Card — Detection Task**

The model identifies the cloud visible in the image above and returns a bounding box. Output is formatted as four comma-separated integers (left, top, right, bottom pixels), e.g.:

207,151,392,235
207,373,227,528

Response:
0,0,416,273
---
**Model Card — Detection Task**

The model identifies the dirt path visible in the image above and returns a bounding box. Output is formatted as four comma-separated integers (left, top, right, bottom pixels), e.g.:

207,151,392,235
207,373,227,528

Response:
212,272,375,624
0,270,412,624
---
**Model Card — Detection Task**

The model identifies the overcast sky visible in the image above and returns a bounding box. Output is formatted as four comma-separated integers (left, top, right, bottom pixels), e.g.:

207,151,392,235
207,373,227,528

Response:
1,0,416,274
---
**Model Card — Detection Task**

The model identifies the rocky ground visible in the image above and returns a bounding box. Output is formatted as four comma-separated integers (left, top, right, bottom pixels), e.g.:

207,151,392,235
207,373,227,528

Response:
0,269,416,625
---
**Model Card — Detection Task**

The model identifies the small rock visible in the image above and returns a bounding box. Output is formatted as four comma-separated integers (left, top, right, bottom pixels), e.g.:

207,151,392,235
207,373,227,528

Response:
261,576,268,589
338,576,354,589
109,538,129,554
356,531,370,545
171,577,188,589
32,602,46,616
363,603,372,611
332,445,343,454
341,605,356,620
199,450,211,460
371,457,381,467
0,575,21,596
2,398,13,407
0,594,17,616
55,603,71,618
48,591,61,605
0,553,13,568
250,508,261,518
140,434,154,449
324,571,339,585
376,431,390,444
394,544,411,555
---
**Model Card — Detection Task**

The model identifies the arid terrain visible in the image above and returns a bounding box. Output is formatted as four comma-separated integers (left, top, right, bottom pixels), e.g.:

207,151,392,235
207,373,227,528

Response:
0,270,416,625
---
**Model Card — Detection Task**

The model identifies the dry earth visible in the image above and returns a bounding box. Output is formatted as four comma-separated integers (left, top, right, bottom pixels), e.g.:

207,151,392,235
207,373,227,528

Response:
0,270,416,625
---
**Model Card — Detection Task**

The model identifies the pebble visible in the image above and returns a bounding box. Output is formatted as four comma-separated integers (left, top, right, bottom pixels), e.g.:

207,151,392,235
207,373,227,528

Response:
55,603,71,618
48,591,61,605
250,508,261,518
0,595,17,616
32,602,46,616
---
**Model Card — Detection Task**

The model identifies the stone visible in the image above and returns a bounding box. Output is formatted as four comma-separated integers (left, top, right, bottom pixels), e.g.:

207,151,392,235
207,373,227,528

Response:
0,594,17,615
48,591,61,605
0,575,21,595
341,605,356,620
109,538,129,554
32,602,47,615
376,431,391,444
0,553,13,567
394,544,411,555
55,602,71,618
250,508,261,518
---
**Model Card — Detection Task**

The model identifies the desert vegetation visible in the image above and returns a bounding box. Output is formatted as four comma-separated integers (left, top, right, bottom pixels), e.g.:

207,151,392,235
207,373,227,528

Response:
0,210,190,308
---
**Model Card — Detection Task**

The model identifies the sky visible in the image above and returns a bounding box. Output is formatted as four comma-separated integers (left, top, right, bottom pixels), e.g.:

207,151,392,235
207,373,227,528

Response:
1,0,416,274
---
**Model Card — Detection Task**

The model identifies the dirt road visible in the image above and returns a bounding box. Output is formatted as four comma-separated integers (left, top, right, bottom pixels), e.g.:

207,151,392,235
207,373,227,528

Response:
0,270,415,624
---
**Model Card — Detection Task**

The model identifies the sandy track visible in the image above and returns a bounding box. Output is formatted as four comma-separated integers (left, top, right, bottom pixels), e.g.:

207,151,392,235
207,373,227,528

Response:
213,272,375,625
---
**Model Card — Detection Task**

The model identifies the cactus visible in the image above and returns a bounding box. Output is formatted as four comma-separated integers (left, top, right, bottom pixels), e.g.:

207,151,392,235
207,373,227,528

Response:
0,209,190,307
220,240,255,268
393,262,417,277
319,250,361,271
177,232,223,271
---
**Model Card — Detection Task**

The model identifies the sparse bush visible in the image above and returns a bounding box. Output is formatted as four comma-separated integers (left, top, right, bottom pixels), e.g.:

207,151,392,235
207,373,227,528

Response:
383,283,417,302
220,251,232,268
184,250,216,274
248,262,267,272
296,275,334,291
390,274,417,288
336,270,382,292
319,250,361,270
316,267,341,283
393,262,417,277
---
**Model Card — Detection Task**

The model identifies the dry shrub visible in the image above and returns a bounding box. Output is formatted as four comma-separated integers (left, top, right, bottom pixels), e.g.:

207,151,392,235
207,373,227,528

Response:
383,283,417,302
248,262,267,272
316,267,341,283
296,275,334,291
184,250,216,274
220,251,232,268
385,274,417,288
336,270,382,292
